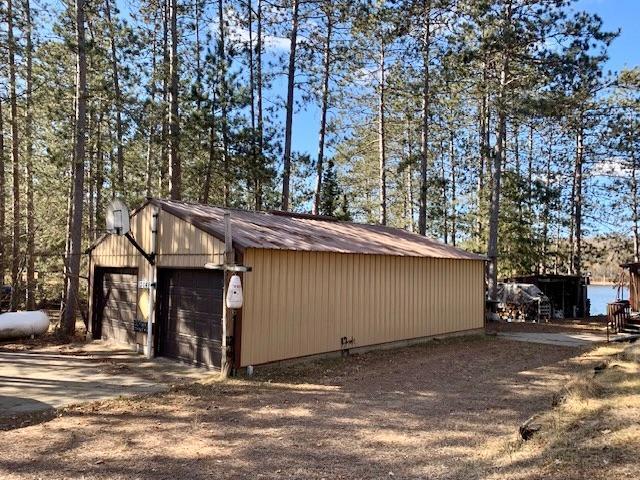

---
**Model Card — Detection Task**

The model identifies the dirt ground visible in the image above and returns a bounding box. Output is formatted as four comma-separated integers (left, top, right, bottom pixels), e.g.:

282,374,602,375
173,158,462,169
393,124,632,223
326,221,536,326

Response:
486,317,608,334
0,334,613,480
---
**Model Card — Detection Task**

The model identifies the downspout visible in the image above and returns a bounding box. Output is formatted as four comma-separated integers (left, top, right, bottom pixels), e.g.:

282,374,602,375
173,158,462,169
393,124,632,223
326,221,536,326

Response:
146,206,159,358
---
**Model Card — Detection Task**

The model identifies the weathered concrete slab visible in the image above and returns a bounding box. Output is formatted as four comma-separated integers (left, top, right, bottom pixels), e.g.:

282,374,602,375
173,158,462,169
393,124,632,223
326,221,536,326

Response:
498,331,624,347
0,341,215,418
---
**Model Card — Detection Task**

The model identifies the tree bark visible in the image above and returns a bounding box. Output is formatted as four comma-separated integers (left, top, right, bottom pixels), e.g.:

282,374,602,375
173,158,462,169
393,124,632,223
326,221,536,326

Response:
24,0,36,309
440,140,447,243
450,129,456,246
95,110,104,240
168,0,181,200
632,152,639,262
7,0,21,311
477,57,490,245
160,0,169,195
313,8,332,216
486,53,509,302
541,128,553,273
514,123,522,223
61,0,88,336
418,0,430,235
527,123,534,216
217,0,231,206
486,2,512,303
202,88,217,205
378,42,387,226
247,0,259,209
88,113,94,242
281,0,300,211
194,0,202,105
405,115,414,232
255,0,264,209
0,101,5,283
145,15,160,198
572,119,584,276
104,0,125,195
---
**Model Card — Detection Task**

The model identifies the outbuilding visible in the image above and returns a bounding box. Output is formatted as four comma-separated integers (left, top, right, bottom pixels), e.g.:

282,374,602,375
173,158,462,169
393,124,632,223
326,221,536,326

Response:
88,198,486,370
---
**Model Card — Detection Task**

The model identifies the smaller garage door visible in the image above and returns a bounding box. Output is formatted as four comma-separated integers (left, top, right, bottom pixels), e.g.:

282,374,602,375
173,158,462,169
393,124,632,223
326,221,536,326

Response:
157,269,224,367
95,268,138,344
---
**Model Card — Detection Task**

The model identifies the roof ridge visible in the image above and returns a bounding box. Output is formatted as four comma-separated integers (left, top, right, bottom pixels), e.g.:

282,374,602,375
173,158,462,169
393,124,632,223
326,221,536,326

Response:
146,197,487,261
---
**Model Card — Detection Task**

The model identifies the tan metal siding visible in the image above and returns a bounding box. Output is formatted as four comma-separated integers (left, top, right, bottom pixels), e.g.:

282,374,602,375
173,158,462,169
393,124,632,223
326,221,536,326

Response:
240,249,485,367
89,204,226,344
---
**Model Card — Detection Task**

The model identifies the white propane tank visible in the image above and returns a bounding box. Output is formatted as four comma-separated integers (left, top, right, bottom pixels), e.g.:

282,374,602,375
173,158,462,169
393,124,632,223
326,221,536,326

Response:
0,311,50,340
226,274,243,309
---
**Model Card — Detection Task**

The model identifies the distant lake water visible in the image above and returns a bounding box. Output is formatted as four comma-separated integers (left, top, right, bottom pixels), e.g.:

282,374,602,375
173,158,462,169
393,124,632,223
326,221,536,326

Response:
589,284,629,315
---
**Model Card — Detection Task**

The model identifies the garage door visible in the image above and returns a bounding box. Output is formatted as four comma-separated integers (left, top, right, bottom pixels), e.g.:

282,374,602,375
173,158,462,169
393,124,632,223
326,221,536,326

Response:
157,269,224,367
95,268,138,344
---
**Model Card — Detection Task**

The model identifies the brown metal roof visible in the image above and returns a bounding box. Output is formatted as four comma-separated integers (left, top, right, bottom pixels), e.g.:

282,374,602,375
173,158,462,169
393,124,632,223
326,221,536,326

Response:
151,198,486,261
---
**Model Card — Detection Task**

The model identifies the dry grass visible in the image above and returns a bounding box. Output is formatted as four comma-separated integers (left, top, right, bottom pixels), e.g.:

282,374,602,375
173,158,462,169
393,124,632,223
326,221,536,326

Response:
0,336,637,479
478,341,640,480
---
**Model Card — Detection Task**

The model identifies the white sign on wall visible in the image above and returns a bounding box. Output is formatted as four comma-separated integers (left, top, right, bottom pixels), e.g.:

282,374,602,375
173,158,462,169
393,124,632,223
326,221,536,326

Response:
138,279,155,289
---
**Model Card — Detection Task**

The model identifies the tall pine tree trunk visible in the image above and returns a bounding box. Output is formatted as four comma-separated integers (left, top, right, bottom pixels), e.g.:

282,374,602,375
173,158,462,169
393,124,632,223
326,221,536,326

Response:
405,115,414,232
378,42,387,226
418,0,430,235
487,54,509,302
527,124,534,217
255,0,264,209
168,0,181,199
632,152,639,262
541,129,553,273
7,0,21,311
440,140,447,243
247,0,259,209
313,8,332,216
202,88,217,205
218,0,230,206
160,0,169,195
0,101,5,284
450,129,456,246
477,58,490,245
88,116,94,242
281,0,299,211
61,0,88,336
24,0,36,309
94,110,104,239
105,0,125,195
486,2,512,303
145,17,160,198
572,119,584,276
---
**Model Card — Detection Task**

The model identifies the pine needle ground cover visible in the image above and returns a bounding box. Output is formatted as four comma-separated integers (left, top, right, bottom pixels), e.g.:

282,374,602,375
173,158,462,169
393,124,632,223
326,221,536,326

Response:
478,342,640,480
0,337,638,479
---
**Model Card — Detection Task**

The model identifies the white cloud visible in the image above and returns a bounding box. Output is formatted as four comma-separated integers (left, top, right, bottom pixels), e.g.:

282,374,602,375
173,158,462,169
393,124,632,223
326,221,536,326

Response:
590,158,632,178
210,9,290,53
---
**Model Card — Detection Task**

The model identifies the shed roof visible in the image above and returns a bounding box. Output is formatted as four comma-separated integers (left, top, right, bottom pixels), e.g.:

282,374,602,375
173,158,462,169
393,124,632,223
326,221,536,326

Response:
149,198,485,261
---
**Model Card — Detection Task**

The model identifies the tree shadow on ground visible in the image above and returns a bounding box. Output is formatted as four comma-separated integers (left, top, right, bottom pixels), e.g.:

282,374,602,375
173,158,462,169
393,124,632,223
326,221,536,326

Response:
0,336,595,479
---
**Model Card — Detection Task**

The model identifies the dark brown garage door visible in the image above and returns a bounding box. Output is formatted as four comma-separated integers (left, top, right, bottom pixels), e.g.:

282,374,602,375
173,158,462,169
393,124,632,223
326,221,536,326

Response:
157,269,224,367
94,268,138,344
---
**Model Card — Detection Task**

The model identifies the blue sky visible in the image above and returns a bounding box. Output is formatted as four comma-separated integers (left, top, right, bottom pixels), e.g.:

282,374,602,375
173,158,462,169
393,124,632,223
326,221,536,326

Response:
115,0,640,160
290,0,640,158
574,0,640,73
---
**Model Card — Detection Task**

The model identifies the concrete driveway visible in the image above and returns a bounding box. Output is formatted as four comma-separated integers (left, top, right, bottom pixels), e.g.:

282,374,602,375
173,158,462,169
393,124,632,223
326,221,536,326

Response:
498,331,632,347
0,341,214,419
